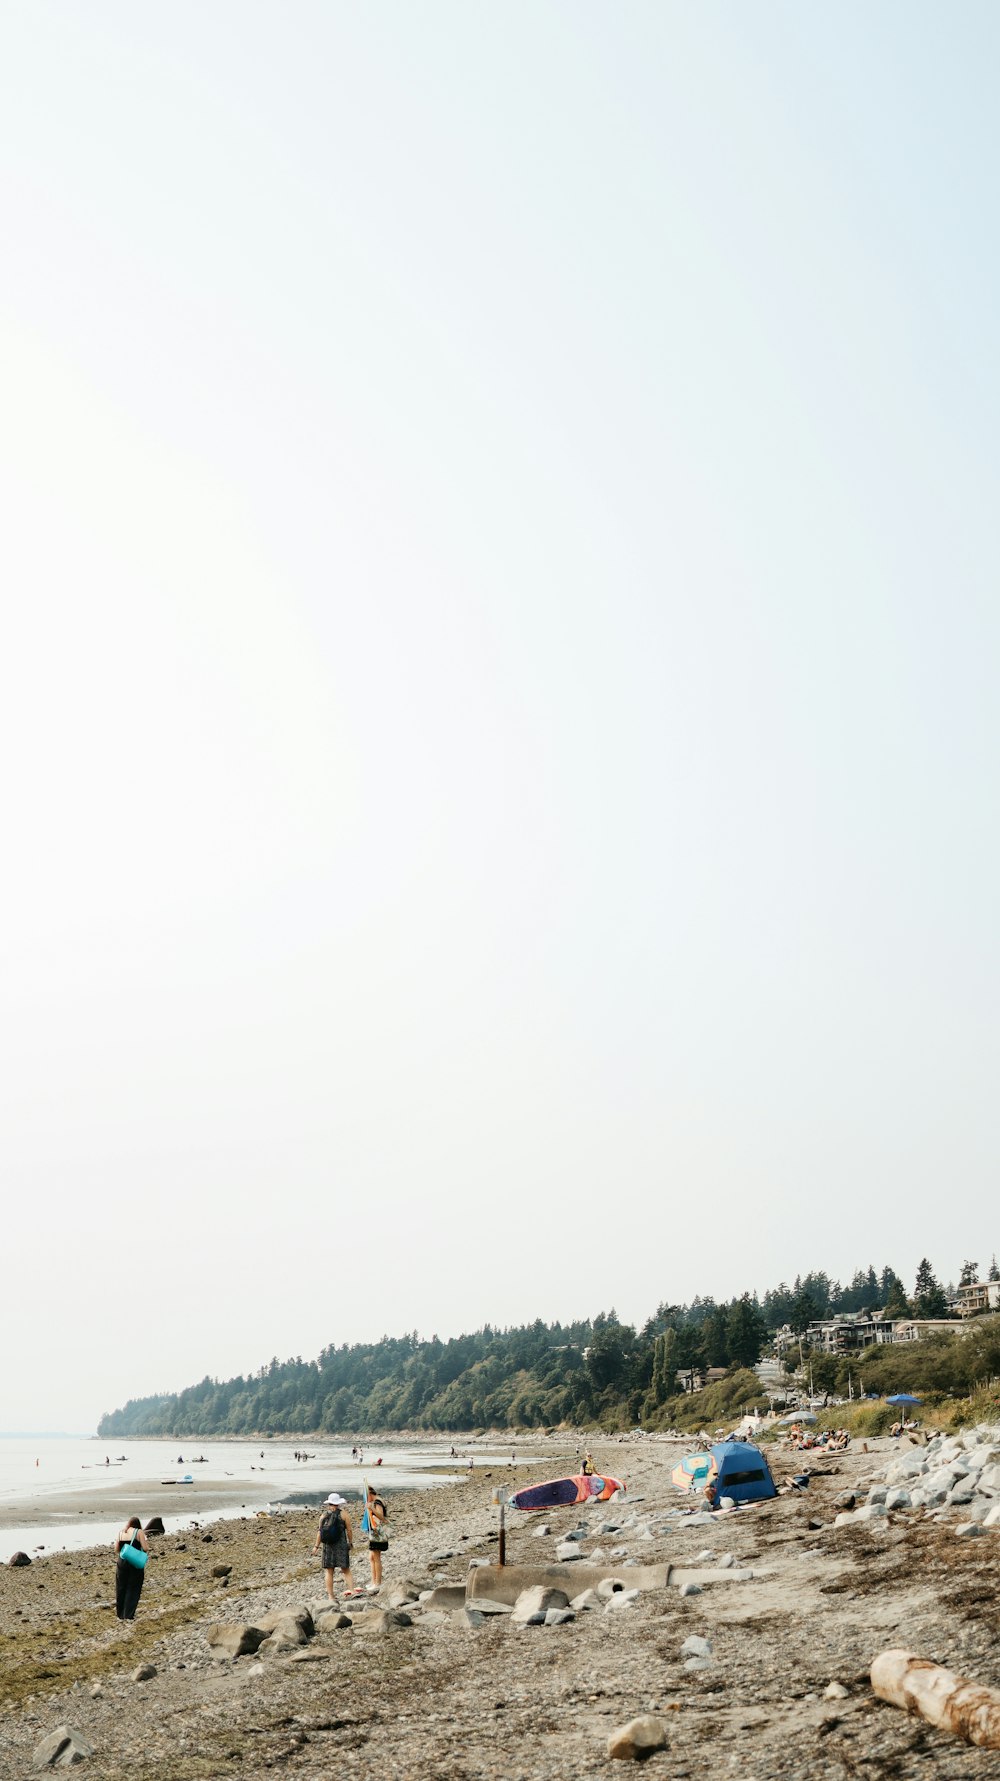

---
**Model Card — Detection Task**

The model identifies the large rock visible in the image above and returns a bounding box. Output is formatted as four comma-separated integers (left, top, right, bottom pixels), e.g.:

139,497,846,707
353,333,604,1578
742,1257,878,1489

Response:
885,1488,911,1510
983,1503,1000,1528
257,1607,314,1638
143,1518,165,1537
206,1623,267,1659
978,1465,1000,1495
511,1586,570,1627
32,1726,94,1769
354,1608,413,1637
129,1665,156,1682
607,1716,668,1760
8,1551,31,1568
386,1584,420,1608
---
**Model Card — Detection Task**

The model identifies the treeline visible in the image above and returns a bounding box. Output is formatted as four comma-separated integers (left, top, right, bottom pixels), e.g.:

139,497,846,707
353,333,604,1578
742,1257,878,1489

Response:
97,1254,997,1437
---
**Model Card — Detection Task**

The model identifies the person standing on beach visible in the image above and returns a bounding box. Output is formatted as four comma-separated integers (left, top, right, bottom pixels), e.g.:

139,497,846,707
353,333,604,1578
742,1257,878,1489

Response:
311,1493,360,1600
114,1516,150,1621
364,1483,389,1591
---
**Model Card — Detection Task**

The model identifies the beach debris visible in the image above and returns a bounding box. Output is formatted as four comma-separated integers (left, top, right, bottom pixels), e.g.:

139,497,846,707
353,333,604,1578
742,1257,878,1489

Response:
871,1648,1000,1748
8,1551,31,1568
511,1586,570,1626
129,1664,156,1683
607,1715,668,1761
31,1724,94,1769
206,1622,267,1659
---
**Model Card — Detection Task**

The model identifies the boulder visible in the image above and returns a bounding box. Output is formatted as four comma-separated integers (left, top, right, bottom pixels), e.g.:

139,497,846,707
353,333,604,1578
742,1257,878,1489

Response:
607,1715,668,1761
257,1608,314,1638
420,1584,466,1611
315,1610,352,1632
679,1583,702,1597
954,1523,983,1538
206,1623,267,1659
386,1585,420,1608
716,1553,736,1568
978,1466,1000,1495
885,1489,911,1511
354,1608,413,1637
603,1589,640,1611
824,1681,850,1700
211,1565,233,1579
983,1503,1000,1528
8,1551,31,1568
143,1518,165,1537
544,1608,575,1625
31,1726,94,1769
569,1589,602,1612
511,1586,570,1627
129,1665,156,1682
554,1544,584,1562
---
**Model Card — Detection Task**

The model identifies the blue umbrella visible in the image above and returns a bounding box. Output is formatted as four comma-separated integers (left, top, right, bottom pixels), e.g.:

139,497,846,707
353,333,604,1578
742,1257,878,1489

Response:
886,1393,921,1405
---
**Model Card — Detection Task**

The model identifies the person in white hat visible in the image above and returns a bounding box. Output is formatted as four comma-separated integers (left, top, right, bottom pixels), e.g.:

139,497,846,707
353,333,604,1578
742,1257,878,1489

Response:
311,1493,359,1599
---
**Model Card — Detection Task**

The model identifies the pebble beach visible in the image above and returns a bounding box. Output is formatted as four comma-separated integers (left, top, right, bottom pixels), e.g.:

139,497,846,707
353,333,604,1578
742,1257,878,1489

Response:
2,1431,1000,1779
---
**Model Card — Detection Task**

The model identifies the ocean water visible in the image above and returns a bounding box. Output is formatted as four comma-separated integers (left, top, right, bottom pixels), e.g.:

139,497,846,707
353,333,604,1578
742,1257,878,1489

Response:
0,1434,489,1563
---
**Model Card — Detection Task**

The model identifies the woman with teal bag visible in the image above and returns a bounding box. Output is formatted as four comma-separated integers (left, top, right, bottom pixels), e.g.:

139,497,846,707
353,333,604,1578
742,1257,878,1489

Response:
115,1516,150,1620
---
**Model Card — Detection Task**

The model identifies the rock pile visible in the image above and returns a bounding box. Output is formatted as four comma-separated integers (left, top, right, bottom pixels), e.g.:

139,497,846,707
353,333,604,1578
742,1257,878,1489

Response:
847,1425,1000,1532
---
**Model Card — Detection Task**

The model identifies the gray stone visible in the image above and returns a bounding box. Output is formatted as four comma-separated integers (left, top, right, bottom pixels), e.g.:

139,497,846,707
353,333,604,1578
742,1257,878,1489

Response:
354,1608,413,1636
885,1488,911,1510
8,1551,31,1568
983,1502,1000,1527
947,1486,975,1506
716,1552,736,1568
543,1608,576,1625
511,1586,570,1626
462,1607,486,1628
680,1635,713,1659
206,1623,267,1659
693,1549,715,1564
554,1543,584,1562
315,1610,352,1631
569,1588,602,1612
607,1715,668,1760
129,1664,156,1682
679,1582,702,1598
430,1548,457,1561
420,1584,466,1611
824,1681,850,1700
531,1524,551,1537
258,1608,313,1641
684,1656,713,1672
603,1588,640,1611
32,1726,95,1769
211,1564,232,1578
955,1522,983,1538
386,1584,420,1608
609,1545,629,1560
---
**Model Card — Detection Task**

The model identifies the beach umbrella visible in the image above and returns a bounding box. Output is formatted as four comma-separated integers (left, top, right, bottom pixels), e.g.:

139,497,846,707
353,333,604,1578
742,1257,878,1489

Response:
778,1411,817,1425
886,1394,921,1405
670,1453,715,1492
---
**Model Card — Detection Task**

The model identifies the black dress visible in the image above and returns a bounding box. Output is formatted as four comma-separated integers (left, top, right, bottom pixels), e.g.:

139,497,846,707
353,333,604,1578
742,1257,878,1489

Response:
116,1532,146,1620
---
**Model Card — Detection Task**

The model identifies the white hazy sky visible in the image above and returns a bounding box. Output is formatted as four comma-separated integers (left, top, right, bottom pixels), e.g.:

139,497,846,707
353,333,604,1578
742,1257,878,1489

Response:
2,3,998,1432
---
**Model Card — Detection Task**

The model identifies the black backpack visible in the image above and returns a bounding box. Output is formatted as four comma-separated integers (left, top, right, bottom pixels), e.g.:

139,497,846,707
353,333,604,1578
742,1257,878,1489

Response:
319,1510,341,1544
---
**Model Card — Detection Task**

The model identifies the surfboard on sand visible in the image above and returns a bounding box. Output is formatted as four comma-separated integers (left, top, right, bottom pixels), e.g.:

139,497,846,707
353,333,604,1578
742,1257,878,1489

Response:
508,1473,625,1511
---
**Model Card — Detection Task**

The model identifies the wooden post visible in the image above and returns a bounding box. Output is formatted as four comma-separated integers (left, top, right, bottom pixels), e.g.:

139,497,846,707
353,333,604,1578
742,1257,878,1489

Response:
498,1496,506,1567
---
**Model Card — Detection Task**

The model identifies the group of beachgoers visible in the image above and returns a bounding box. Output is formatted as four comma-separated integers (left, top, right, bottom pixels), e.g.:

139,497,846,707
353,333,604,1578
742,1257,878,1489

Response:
311,1483,389,1600
112,1480,391,1623
785,1425,851,1452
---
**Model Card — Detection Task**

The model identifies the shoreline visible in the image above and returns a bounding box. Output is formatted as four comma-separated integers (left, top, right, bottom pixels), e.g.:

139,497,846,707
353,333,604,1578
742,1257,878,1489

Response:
4,1433,1000,1779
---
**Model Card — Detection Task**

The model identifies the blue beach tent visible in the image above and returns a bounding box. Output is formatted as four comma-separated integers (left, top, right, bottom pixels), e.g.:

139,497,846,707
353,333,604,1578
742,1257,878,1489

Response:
710,1441,777,1507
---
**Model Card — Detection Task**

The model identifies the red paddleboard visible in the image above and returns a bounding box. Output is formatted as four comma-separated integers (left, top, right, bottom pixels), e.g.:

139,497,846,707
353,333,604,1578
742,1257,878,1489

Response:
508,1473,625,1511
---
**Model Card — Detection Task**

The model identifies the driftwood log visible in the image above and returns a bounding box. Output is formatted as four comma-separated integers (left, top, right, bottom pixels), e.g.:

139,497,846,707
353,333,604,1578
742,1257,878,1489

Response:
871,1649,1000,1749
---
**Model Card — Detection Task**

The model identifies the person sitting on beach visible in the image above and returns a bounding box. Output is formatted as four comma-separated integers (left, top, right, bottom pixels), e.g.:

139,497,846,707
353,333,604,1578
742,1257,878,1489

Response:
114,1516,150,1622
702,1483,718,1513
581,1453,595,1477
311,1494,361,1601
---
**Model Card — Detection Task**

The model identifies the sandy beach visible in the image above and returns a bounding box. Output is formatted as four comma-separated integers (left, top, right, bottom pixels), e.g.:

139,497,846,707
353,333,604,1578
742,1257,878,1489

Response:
2,1431,999,1779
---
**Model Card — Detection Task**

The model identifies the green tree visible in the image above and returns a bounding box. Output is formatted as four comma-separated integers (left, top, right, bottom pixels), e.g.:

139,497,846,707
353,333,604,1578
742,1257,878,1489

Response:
913,1258,948,1319
990,1256,1000,1283
789,1288,819,1334
884,1276,911,1319
959,1260,980,1287
726,1295,767,1369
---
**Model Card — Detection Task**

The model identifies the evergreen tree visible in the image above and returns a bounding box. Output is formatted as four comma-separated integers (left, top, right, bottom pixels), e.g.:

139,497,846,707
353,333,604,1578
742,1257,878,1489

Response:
913,1258,948,1319
959,1260,980,1287
883,1276,911,1319
990,1256,1000,1283
726,1295,767,1369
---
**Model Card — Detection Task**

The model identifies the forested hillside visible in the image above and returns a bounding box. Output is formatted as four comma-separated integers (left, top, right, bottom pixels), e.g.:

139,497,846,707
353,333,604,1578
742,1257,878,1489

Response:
98,1254,988,1437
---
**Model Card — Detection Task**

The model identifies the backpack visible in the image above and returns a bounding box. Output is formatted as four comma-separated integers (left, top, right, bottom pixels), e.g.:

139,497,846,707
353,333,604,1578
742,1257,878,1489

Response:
319,1510,341,1544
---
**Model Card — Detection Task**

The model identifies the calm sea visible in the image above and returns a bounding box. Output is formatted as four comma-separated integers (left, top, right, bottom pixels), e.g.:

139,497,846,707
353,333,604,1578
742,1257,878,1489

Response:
0,1435,481,1563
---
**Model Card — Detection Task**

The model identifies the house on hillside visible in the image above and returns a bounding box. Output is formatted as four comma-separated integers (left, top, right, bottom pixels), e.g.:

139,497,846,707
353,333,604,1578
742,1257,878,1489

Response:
956,1280,1000,1318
